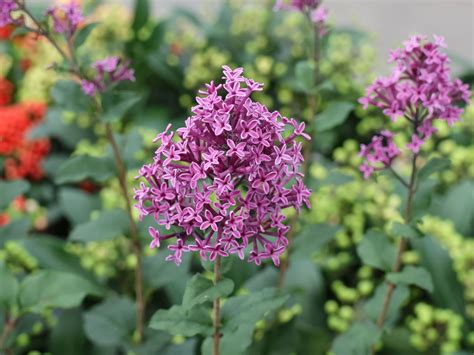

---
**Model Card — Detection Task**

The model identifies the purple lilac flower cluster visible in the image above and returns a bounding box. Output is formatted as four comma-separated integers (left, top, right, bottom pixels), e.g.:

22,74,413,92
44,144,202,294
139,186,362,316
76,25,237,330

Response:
359,35,471,179
46,1,82,37
134,66,311,266
0,0,19,26
274,0,328,34
81,57,135,96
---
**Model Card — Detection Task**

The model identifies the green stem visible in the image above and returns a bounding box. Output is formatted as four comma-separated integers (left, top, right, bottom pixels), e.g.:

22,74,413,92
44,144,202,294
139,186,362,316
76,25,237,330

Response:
212,255,222,355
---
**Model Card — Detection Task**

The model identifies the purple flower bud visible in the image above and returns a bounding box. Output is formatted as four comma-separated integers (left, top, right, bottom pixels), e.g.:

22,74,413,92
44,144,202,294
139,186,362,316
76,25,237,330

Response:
135,66,311,266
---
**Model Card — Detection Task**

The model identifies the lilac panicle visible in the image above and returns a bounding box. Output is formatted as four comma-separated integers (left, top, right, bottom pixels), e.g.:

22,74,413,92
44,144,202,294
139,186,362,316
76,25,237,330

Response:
46,1,83,37
134,65,311,266
359,35,471,179
0,0,19,26
81,56,135,96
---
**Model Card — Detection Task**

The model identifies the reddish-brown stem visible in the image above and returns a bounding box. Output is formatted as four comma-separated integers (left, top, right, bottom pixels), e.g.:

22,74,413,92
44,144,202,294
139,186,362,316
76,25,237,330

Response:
0,315,16,354
278,14,321,289
15,3,145,342
212,255,222,355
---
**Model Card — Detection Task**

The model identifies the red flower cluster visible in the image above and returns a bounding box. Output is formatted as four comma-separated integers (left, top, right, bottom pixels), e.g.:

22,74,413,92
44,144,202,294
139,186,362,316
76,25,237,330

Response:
0,24,13,40
0,102,50,180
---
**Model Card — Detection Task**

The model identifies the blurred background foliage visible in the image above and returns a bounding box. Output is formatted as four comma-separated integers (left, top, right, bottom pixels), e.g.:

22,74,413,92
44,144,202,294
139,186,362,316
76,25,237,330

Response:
0,0,473,354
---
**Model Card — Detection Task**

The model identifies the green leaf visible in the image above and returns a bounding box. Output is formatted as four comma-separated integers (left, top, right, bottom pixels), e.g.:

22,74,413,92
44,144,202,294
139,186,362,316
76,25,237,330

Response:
51,80,90,112
417,157,451,182
292,223,341,258
132,0,149,33
431,180,474,235
331,321,381,355
142,251,191,292
363,284,410,328
215,288,289,354
182,274,234,310
74,22,98,49
0,263,18,309
19,271,104,312
49,308,87,355
149,306,213,337
201,257,233,275
55,155,114,184
294,60,315,93
356,230,396,271
317,101,354,132
0,180,30,210
0,219,30,244
84,296,135,347
391,222,421,239
386,266,434,292
412,237,466,316
101,92,142,123
69,209,129,242
59,188,101,225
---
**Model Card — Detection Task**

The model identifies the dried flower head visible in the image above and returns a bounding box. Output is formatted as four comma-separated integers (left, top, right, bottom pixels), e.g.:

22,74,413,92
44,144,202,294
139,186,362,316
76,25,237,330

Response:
134,66,311,266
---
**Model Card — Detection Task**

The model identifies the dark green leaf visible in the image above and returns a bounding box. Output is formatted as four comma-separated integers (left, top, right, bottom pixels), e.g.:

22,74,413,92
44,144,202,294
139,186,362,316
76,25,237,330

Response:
49,308,87,355
182,274,234,310
356,230,396,271
317,101,354,131
364,284,410,328
149,305,213,337
331,321,381,355
0,263,18,309
294,60,315,93
84,296,135,347
412,237,467,317
293,223,341,258
0,180,30,210
69,209,129,242
59,188,101,225
417,157,450,182
142,251,191,292
391,222,421,239
132,0,149,33
74,22,98,49
51,80,90,112
201,257,233,275
19,271,104,312
0,219,30,245
55,155,114,184
101,92,142,123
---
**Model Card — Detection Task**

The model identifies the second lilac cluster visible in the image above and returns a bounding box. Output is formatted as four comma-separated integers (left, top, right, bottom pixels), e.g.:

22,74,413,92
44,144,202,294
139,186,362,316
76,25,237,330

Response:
0,0,18,26
359,35,471,178
46,1,82,37
134,66,311,266
81,57,135,96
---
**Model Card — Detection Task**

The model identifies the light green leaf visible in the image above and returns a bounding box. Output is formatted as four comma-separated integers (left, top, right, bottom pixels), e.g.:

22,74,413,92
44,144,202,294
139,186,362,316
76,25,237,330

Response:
55,155,114,184
356,230,396,271
0,263,18,309
317,101,354,131
387,266,434,292
51,80,90,112
391,222,421,239
0,180,30,210
19,271,104,312
84,296,135,347
69,209,129,242
182,274,234,310
331,321,381,355
292,223,341,258
149,305,213,337
417,157,451,182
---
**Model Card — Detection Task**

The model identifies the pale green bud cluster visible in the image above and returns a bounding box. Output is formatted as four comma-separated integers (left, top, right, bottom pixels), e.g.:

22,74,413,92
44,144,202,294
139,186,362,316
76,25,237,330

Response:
0,241,38,274
407,303,463,353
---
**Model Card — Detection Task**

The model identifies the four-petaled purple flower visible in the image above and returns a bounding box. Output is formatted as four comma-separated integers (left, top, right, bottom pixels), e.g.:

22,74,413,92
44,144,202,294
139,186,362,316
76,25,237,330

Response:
0,0,19,27
359,35,471,179
134,66,311,266
81,56,135,96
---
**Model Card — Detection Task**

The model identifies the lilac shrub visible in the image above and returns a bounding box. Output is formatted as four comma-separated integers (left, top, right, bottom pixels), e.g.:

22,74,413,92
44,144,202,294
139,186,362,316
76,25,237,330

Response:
134,66,311,266
359,35,471,178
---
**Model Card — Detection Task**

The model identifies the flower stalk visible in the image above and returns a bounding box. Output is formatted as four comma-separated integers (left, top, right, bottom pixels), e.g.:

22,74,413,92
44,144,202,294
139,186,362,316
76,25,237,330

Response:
212,255,222,355
13,1,145,342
